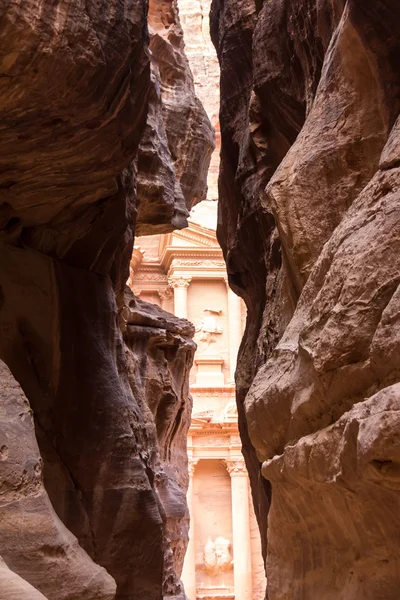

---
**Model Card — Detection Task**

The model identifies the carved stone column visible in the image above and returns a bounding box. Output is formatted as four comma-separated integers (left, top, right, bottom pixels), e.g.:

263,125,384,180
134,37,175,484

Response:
181,459,197,600
168,277,191,319
226,459,252,599
158,287,173,311
225,280,243,382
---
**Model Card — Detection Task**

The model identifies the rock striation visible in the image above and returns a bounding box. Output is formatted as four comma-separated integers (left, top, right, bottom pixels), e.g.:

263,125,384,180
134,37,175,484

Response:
179,0,221,201
0,557,48,600
0,360,116,600
137,0,214,234
0,1,212,599
211,0,400,598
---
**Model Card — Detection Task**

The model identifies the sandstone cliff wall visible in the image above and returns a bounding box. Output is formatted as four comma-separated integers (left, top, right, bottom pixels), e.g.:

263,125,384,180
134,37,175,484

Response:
0,1,213,598
211,1,400,598
179,0,221,201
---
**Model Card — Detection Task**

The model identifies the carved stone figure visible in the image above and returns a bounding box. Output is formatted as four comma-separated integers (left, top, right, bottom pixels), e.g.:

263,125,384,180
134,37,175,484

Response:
204,538,217,575
223,401,238,421
195,308,223,353
203,537,233,576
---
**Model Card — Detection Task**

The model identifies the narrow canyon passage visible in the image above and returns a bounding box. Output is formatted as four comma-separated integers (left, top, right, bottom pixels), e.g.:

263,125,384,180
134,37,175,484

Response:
0,1,399,600
130,3,265,596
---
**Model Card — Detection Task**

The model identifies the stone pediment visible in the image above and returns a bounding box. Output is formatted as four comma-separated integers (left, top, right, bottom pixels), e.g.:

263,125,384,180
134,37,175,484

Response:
133,223,225,279
161,221,220,252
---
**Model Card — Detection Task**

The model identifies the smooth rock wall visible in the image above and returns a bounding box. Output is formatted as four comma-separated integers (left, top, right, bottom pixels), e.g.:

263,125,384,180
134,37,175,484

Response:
211,0,400,598
0,558,49,600
0,1,212,598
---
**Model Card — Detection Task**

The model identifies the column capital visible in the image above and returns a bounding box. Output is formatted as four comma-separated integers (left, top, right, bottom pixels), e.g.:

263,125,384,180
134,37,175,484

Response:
225,459,247,477
168,276,192,289
158,287,173,302
188,458,198,476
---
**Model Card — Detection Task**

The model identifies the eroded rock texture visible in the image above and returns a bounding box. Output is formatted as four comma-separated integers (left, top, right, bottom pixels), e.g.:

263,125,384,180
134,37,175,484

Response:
211,0,400,598
179,0,221,201
0,1,212,598
0,360,116,600
122,290,196,595
137,0,214,234
0,557,48,600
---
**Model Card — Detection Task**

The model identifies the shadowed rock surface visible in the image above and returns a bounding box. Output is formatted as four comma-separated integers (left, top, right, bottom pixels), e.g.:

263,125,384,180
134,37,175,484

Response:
0,361,116,600
0,557,48,600
211,0,400,598
137,0,214,234
0,1,212,598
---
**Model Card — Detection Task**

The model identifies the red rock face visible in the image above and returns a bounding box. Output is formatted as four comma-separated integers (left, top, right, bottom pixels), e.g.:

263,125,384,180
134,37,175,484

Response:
211,0,400,598
0,360,116,599
137,0,214,234
0,557,49,600
0,1,212,599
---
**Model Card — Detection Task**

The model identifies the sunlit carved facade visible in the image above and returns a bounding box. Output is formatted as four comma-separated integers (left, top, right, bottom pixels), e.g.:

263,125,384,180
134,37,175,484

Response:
130,203,266,600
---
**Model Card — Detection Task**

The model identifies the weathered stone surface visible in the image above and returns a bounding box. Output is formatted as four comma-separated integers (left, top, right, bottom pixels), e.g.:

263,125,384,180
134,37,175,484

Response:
0,361,116,600
0,558,48,600
262,384,400,600
211,0,400,597
0,0,149,241
0,0,211,598
123,289,196,596
179,0,221,201
136,0,214,235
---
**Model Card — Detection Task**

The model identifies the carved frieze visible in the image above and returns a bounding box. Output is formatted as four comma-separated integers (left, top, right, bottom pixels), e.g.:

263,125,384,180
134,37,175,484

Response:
171,259,226,268
133,270,168,283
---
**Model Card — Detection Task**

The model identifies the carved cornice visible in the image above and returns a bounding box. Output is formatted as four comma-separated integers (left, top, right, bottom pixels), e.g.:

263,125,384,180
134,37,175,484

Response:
132,254,227,285
189,423,238,435
171,258,226,269
162,247,224,272
133,271,168,282
194,356,224,366
190,387,235,396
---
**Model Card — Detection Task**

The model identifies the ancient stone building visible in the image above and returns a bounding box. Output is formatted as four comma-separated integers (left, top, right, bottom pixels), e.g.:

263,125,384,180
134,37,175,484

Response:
129,201,266,600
